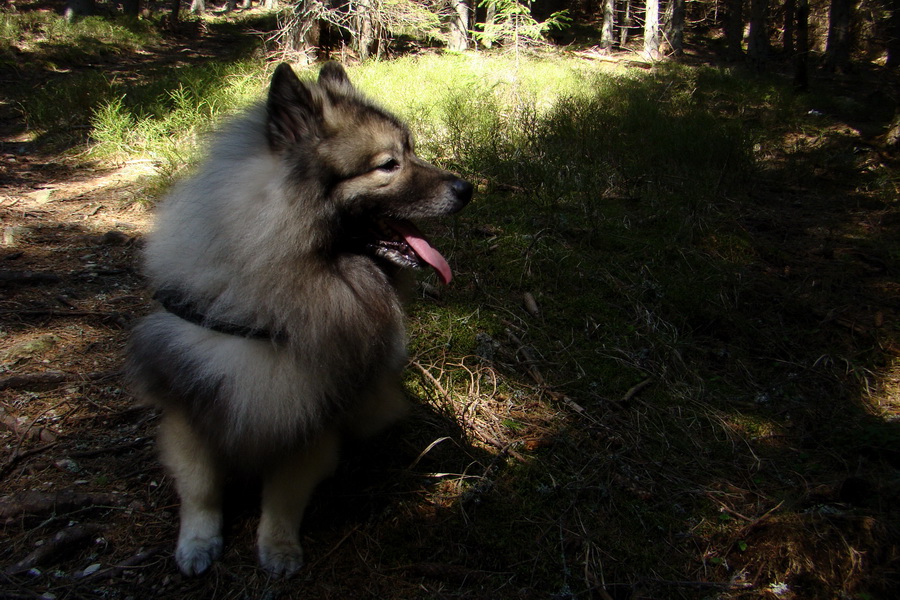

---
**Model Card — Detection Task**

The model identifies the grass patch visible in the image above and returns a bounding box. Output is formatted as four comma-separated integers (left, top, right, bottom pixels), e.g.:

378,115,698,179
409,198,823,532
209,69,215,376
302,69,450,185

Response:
0,11,160,68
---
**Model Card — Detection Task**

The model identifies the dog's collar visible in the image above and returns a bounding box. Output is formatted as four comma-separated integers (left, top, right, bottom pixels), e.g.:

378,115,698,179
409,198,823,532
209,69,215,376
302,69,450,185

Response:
153,289,286,343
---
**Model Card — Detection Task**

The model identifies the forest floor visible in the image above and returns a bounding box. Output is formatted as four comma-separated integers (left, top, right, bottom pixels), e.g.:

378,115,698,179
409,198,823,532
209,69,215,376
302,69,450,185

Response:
2,7,900,600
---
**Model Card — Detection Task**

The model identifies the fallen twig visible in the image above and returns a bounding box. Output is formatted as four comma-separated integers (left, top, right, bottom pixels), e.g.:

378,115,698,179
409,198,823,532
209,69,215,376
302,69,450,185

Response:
412,361,451,403
0,443,58,482
67,437,151,459
399,562,495,583
0,490,127,521
4,523,106,575
505,329,545,385
0,370,120,391
306,526,359,571
0,270,62,286
642,578,755,590
75,546,164,582
621,378,653,403
705,493,752,522
0,309,125,320
0,407,57,443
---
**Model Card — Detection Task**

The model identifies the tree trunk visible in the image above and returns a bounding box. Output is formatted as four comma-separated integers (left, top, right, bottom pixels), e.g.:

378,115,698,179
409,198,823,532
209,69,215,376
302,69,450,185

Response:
168,0,181,26
448,0,470,51
668,0,685,56
643,0,660,59
122,0,140,17
888,2,900,69
353,0,376,61
794,0,809,89
783,0,795,55
480,1,498,48
281,0,322,63
600,0,615,49
724,0,744,60
825,0,855,72
747,0,769,69
64,0,95,21
619,0,632,46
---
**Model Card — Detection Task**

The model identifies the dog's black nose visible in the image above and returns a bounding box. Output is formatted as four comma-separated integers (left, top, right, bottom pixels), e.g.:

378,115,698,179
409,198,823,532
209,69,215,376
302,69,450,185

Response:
452,179,474,206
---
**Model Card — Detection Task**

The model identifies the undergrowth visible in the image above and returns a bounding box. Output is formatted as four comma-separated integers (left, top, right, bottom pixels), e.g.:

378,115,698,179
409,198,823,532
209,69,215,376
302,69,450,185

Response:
3,12,899,597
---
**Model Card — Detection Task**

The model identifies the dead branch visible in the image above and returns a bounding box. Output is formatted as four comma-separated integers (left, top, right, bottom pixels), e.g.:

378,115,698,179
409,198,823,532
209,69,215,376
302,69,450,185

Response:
0,270,62,286
0,370,120,391
67,437,151,459
621,378,654,403
4,523,106,575
75,546,164,582
399,562,495,583
0,443,58,482
573,49,654,69
505,329,545,385
641,578,755,590
0,406,57,443
412,361,451,403
0,309,126,320
737,500,786,538
0,490,127,521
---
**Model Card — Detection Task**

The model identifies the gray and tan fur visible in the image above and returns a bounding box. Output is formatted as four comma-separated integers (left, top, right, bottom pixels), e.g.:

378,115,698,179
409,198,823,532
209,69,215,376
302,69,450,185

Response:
127,62,471,577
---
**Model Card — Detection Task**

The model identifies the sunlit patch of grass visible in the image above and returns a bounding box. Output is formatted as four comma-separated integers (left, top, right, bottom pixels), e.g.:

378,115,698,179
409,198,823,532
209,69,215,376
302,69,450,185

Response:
0,11,160,67
88,61,269,166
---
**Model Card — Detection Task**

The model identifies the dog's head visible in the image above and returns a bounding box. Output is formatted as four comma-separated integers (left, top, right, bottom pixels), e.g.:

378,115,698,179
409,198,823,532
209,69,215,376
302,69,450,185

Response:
266,62,472,284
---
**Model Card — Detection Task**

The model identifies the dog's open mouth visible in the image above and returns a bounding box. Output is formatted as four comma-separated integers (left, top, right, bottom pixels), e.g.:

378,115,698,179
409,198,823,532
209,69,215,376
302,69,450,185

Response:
366,219,453,284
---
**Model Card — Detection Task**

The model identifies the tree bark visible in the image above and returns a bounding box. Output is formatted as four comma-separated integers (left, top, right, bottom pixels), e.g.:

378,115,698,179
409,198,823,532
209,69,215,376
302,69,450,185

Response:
889,2,900,69
643,0,660,59
747,0,769,69
783,0,795,55
64,0,95,21
793,0,809,89
121,0,140,17
353,0,376,61
724,0,744,60
449,0,470,51
619,0,632,46
168,0,181,25
668,0,685,56
825,0,855,72
281,0,322,62
600,0,615,49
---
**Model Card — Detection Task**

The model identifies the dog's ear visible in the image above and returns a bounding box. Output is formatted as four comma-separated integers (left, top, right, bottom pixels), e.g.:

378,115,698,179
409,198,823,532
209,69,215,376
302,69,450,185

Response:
266,63,320,152
318,62,353,92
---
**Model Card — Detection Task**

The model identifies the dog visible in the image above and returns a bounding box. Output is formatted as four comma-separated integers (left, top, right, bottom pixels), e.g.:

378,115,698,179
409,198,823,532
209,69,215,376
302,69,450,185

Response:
127,62,472,577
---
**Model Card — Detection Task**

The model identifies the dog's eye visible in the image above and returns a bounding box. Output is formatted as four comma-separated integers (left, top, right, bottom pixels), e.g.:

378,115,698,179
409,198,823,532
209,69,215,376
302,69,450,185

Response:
375,158,400,172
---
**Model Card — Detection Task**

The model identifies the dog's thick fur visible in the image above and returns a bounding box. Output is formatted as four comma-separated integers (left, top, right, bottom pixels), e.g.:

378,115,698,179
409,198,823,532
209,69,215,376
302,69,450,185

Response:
127,62,471,577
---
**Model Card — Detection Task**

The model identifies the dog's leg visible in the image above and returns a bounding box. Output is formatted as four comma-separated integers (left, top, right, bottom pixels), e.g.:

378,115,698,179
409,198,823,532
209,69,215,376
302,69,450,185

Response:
158,410,224,576
257,429,340,576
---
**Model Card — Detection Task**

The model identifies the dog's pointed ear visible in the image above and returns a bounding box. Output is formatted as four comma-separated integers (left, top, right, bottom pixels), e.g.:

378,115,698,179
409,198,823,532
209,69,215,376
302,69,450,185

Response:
318,61,353,92
266,63,319,152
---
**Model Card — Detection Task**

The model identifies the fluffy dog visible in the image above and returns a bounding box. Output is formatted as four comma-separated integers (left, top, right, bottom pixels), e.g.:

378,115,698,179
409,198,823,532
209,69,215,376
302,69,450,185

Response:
127,62,472,576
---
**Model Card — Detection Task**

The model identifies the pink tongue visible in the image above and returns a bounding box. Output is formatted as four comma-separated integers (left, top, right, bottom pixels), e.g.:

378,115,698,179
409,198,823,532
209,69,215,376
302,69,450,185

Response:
389,220,453,285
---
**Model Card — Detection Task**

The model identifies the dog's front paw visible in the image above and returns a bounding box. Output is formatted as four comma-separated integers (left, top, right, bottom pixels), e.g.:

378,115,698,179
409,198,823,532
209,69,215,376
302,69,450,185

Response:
175,534,223,576
258,539,304,577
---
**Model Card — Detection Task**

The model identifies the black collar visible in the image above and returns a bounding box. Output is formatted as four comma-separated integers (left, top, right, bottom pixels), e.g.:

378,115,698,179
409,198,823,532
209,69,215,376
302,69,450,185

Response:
153,289,286,343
